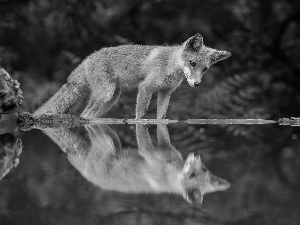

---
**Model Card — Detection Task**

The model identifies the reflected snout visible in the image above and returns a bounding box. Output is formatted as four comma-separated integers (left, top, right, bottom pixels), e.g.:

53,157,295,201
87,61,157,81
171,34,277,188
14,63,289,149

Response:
219,178,231,190
193,152,201,157
211,175,231,191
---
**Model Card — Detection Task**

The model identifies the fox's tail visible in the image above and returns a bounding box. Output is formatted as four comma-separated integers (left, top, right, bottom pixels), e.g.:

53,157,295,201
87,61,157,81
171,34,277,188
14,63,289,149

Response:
34,61,89,116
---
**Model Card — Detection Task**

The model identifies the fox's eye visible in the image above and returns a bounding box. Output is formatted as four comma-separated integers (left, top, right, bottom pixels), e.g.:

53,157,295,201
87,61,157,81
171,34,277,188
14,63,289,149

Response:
190,172,196,179
190,61,196,67
202,67,208,72
202,167,207,172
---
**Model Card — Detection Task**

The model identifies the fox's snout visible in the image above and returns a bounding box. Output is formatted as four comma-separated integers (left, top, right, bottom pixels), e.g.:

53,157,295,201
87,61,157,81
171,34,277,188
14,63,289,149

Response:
187,79,201,88
194,82,201,87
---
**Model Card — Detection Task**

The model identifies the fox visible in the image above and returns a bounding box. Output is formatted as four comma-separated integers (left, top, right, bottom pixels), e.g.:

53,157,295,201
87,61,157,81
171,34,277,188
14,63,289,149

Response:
34,33,231,119
43,123,231,204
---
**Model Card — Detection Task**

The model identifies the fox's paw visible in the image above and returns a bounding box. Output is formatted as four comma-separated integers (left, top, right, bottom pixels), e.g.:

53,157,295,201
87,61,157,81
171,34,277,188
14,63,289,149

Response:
135,116,145,120
135,112,147,119
157,114,167,119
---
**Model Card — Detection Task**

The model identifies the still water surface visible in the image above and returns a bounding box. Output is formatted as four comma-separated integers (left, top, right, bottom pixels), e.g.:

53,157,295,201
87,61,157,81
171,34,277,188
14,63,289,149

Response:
0,122,299,225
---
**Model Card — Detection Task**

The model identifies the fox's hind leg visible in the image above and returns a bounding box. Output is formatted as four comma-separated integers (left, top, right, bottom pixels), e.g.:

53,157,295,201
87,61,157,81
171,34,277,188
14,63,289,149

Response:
100,86,121,116
81,83,120,118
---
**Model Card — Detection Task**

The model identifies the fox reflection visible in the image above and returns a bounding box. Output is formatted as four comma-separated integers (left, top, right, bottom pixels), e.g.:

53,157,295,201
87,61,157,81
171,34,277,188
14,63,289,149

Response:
44,124,230,204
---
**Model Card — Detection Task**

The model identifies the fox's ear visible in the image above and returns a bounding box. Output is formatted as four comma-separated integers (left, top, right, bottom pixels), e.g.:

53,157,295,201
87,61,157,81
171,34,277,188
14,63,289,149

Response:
210,50,231,63
185,33,203,52
185,189,203,205
207,174,231,193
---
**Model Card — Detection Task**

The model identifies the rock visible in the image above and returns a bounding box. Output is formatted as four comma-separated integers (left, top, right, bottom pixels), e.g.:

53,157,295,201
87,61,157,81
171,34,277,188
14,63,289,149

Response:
0,133,22,181
0,113,19,135
0,67,23,114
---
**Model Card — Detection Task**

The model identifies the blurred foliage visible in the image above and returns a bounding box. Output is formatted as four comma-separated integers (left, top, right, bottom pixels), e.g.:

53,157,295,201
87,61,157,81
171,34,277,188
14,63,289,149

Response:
0,0,300,224
0,0,299,121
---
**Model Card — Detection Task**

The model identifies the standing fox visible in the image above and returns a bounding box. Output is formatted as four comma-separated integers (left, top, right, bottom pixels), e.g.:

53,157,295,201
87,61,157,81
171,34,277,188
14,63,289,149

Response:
34,33,231,119
44,123,231,204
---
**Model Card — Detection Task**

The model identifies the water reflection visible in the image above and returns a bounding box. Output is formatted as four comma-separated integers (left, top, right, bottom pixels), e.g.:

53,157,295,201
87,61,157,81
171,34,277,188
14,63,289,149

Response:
0,115,299,224
0,133,22,181
44,124,230,205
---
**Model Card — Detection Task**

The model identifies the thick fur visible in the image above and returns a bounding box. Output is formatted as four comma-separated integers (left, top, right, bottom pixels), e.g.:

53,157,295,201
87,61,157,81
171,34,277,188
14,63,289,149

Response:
44,124,230,204
34,33,231,118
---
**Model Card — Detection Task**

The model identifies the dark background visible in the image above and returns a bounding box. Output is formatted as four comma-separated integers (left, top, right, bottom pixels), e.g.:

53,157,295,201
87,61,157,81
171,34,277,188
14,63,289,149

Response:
0,0,300,224
1,0,300,122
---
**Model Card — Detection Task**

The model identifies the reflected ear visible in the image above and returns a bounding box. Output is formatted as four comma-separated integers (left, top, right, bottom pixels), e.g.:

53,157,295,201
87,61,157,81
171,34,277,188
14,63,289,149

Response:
208,174,231,193
183,152,201,174
186,152,202,163
210,50,231,63
183,162,191,174
185,33,203,52
185,189,203,204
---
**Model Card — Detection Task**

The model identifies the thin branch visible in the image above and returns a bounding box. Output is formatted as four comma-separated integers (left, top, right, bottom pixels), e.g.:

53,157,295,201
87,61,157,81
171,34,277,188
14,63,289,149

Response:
1,112,300,133
13,112,300,130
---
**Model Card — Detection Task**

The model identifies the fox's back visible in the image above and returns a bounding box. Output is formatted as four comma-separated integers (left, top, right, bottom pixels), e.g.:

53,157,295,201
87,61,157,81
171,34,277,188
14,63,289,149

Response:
86,45,175,89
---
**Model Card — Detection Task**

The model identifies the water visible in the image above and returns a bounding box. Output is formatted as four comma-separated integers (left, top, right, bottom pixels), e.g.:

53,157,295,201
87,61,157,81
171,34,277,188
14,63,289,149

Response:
0,116,300,225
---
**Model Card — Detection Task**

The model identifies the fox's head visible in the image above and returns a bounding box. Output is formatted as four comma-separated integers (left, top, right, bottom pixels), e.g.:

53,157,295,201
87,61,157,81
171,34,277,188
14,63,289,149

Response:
178,152,231,205
178,33,231,87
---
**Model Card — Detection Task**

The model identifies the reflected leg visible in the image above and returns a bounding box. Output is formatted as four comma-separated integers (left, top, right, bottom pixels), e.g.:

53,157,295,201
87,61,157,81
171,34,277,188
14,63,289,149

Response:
85,124,121,154
157,124,183,162
157,123,172,149
136,124,154,152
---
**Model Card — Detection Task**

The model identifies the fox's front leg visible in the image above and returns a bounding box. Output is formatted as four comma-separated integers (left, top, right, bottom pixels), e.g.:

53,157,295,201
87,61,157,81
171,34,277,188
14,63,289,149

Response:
136,82,156,119
157,82,181,119
157,89,173,119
